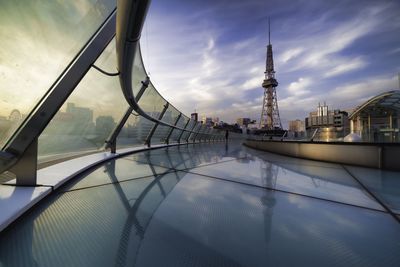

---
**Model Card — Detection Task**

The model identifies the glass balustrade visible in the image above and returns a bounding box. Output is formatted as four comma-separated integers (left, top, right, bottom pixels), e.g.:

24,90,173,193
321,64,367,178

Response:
117,114,155,149
0,0,115,148
38,38,128,164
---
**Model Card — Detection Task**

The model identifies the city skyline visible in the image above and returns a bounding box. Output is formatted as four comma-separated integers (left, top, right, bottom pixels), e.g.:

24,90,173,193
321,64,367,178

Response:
140,0,400,126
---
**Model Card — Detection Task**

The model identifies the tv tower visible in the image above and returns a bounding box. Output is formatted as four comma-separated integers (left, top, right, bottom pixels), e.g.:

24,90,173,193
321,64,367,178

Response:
260,19,282,130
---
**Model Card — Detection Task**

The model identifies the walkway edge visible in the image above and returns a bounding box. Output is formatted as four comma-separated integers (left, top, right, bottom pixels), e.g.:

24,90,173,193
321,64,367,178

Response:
0,142,193,233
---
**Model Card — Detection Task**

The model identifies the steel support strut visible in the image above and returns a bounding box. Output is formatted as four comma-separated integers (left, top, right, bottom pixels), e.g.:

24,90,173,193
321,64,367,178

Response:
145,103,169,147
105,77,149,153
165,113,182,144
187,122,199,143
177,119,191,144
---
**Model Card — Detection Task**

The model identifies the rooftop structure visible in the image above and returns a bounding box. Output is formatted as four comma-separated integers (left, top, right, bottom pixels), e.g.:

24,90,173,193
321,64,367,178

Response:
305,102,350,141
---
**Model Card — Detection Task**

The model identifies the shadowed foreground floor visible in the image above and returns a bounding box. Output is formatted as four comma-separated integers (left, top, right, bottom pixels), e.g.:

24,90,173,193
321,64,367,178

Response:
0,142,399,267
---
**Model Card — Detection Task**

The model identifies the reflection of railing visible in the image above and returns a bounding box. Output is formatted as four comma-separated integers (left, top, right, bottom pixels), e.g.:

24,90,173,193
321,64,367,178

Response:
103,157,185,267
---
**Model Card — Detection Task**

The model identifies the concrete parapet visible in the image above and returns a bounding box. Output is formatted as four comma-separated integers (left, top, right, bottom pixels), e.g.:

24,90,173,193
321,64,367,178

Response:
244,139,400,171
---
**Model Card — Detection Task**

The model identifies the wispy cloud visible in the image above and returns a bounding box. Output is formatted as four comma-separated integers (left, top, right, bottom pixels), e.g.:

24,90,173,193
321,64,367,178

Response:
324,57,367,78
287,77,311,96
142,0,400,124
278,6,383,74
329,74,398,102
389,47,400,55
280,48,303,63
242,76,263,90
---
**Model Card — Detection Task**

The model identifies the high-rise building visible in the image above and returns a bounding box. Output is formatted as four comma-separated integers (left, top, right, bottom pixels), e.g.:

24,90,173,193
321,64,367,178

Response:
191,112,198,121
237,118,251,127
66,103,93,124
201,116,214,127
260,19,282,130
288,119,305,138
288,119,305,132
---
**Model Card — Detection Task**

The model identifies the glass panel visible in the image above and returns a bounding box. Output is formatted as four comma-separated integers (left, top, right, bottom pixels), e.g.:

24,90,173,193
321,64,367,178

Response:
208,129,215,140
196,125,207,141
201,128,210,141
131,44,148,97
210,128,218,140
346,166,400,214
188,157,383,211
117,114,155,149
188,122,200,142
181,120,195,141
0,1,115,148
161,106,180,125
170,116,188,143
189,123,202,141
137,84,167,118
68,155,171,190
38,39,128,164
205,128,212,140
151,125,171,145
197,127,205,141
206,129,213,141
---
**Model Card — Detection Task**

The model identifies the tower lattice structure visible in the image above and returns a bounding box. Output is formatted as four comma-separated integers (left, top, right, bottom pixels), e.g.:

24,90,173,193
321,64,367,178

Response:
260,20,282,130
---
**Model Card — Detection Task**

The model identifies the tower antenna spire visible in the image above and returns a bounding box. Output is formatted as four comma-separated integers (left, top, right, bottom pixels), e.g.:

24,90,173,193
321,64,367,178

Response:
268,17,271,45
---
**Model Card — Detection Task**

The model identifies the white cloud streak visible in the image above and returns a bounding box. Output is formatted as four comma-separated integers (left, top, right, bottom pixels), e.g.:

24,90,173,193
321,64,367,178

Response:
324,57,367,78
287,77,311,96
142,1,399,124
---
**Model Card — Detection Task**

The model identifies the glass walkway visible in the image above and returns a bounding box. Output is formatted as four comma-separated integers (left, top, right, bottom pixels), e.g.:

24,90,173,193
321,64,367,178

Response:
1,142,399,267
1,1,399,266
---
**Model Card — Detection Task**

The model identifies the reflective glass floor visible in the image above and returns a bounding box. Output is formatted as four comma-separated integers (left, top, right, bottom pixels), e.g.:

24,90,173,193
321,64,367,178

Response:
1,142,400,267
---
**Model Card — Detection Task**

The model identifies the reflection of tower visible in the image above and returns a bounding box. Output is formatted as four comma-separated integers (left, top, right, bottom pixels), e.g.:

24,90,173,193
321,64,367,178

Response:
260,19,282,130
261,161,278,189
261,161,278,244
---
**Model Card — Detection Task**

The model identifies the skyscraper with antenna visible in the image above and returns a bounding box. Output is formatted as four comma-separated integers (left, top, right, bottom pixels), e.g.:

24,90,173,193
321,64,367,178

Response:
260,19,282,130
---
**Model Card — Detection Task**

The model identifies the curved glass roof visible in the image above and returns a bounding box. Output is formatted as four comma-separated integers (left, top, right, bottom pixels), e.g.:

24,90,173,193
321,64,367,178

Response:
349,90,400,119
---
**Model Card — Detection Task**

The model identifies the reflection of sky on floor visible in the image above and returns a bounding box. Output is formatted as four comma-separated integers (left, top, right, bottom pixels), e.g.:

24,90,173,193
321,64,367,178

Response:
0,142,399,266
185,157,384,211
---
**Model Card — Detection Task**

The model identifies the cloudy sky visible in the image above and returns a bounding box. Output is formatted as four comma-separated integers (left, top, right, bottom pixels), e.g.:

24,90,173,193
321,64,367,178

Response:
140,0,400,126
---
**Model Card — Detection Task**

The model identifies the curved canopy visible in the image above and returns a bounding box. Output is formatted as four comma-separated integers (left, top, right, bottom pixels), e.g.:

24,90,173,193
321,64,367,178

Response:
349,90,400,119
